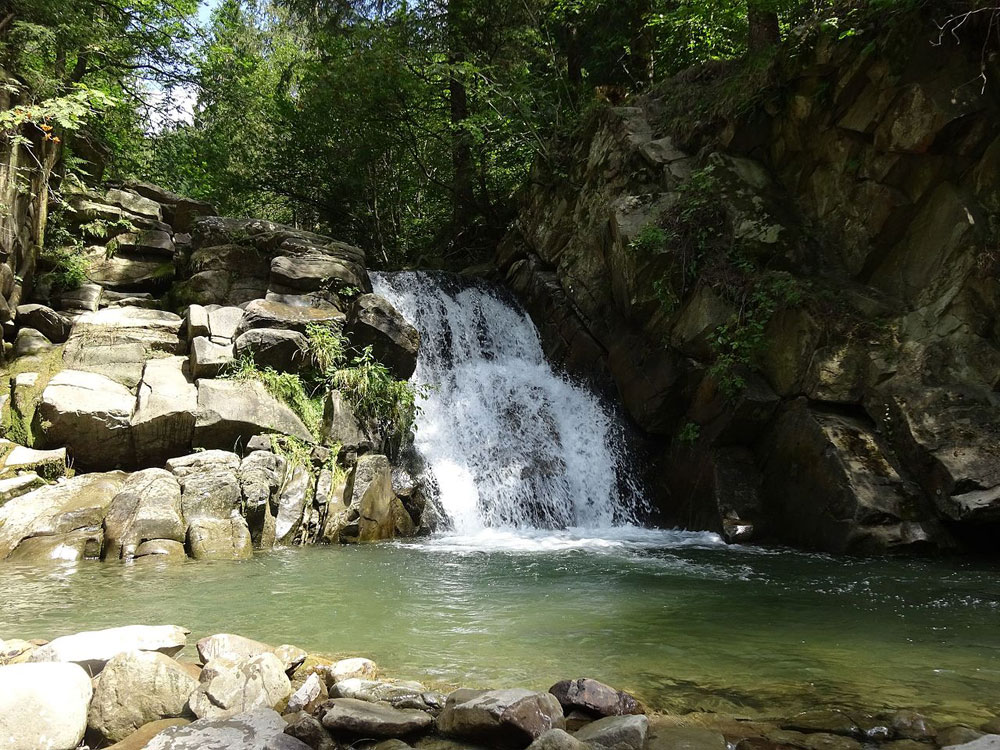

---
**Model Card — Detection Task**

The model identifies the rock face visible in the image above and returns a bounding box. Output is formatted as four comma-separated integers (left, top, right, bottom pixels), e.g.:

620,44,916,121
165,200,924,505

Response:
88,649,199,742
438,688,566,747
0,661,93,750
495,28,1000,554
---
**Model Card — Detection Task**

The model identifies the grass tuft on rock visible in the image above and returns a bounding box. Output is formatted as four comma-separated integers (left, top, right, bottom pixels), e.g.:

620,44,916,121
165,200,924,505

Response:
224,356,324,436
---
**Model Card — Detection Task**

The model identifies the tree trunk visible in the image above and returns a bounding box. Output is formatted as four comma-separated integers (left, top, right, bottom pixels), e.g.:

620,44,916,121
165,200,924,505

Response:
629,0,653,88
747,2,780,53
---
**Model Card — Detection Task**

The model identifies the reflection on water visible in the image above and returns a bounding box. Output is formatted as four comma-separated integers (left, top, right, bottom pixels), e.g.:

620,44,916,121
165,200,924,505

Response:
2,528,999,723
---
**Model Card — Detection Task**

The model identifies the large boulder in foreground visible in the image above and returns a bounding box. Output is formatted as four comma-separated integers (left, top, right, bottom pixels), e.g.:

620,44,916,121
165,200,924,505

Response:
34,369,135,470
145,708,308,750
548,678,642,717
0,661,92,750
28,624,189,673
438,688,565,747
320,697,434,737
193,378,313,450
345,294,420,380
189,653,291,720
88,649,199,742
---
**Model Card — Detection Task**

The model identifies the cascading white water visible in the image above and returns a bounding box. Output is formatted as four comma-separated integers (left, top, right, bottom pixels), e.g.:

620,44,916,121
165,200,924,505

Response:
372,271,645,535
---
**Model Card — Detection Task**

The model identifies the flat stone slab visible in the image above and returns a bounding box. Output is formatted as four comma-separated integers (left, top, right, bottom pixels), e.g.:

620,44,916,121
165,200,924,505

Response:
69,306,184,355
28,624,189,673
320,697,434,737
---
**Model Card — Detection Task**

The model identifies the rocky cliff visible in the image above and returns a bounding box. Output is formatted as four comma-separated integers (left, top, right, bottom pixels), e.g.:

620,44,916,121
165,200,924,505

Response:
0,181,439,564
497,18,1000,554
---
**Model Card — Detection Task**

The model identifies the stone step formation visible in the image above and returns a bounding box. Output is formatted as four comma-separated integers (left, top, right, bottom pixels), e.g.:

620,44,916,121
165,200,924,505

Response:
0,182,437,563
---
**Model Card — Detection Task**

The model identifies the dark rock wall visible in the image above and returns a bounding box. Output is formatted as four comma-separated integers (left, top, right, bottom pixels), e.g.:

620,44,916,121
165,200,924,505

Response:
496,24,1000,554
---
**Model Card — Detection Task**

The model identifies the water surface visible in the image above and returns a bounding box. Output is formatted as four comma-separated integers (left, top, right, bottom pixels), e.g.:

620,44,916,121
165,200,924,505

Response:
3,527,998,724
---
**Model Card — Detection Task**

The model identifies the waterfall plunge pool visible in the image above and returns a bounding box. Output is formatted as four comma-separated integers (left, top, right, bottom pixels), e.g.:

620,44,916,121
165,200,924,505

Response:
2,528,998,725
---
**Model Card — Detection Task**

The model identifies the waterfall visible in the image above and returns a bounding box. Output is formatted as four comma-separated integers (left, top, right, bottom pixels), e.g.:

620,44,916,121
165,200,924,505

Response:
372,271,645,534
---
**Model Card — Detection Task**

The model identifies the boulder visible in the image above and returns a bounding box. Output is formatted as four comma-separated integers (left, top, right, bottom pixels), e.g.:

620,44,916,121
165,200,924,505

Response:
0,661,92,750
332,678,442,713
320,697,434,737
573,715,648,750
7,528,103,562
61,340,148,389
335,454,415,543
0,443,67,480
134,539,187,559
56,281,102,313
944,737,1000,750
68,306,184,355
105,187,163,220
330,657,379,682
0,471,126,559
34,369,135,469
527,729,590,750
239,450,286,548
286,673,328,714
209,306,246,342
168,449,242,478
284,712,338,750
13,327,52,357
189,653,292,720
145,708,306,750
235,328,311,372
85,250,174,292
0,472,45,504
270,254,368,294
197,633,275,665
345,294,420,380
132,357,198,467
275,464,311,545
103,469,186,560
188,304,211,338
28,624,188,673
194,379,313,450
102,719,191,750
187,516,254,560
548,679,642,717
15,304,72,343
116,229,175,256
237,299,345,336
88,650,200,742
321,390,370,450
437,688,565,747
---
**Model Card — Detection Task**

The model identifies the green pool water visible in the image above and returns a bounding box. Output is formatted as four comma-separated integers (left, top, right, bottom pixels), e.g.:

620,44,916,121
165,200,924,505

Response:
1,527,998,724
